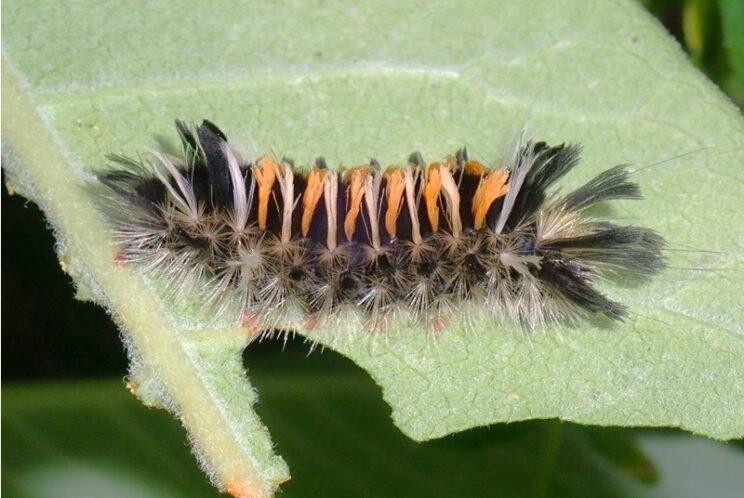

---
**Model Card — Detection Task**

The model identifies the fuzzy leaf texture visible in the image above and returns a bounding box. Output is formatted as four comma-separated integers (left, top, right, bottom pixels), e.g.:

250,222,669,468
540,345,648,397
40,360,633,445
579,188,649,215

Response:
2,0,743,496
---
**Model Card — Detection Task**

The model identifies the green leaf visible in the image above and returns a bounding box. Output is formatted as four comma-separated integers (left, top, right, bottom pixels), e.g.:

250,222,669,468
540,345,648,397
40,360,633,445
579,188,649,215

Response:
3,0,743,495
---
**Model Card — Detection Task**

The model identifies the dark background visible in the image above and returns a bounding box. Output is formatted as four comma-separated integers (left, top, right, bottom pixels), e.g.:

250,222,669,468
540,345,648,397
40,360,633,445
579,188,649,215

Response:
3,183,126,379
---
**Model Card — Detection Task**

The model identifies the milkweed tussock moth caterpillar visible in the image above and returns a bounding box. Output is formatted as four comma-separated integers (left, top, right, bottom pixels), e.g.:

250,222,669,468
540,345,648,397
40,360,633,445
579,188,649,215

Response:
94,120,665,334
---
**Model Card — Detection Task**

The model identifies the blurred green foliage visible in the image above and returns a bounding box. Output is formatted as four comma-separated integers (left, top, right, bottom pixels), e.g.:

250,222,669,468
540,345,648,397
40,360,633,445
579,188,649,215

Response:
5,344,744,498
642,0,744,104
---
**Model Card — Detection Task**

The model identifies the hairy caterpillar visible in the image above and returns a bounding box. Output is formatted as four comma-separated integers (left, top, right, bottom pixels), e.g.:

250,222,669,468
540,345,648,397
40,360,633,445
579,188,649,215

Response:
95,120,665,333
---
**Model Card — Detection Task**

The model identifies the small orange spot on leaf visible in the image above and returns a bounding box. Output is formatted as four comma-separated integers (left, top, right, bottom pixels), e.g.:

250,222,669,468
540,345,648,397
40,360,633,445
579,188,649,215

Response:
303,313,320,330
240,312,259,336
428,314,450,333
113,251,127,268
226,480,261,498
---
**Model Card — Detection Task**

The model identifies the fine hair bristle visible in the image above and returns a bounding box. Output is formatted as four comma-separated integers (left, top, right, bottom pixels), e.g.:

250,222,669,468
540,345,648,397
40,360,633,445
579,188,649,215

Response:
94,120,666,333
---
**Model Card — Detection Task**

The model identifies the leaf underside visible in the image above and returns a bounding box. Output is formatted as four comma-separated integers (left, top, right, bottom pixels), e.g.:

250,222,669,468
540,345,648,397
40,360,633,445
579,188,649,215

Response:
2,0,743,495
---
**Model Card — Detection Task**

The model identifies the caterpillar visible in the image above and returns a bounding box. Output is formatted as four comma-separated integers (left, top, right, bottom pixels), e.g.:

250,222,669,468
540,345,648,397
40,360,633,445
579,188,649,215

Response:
94,120,665,333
